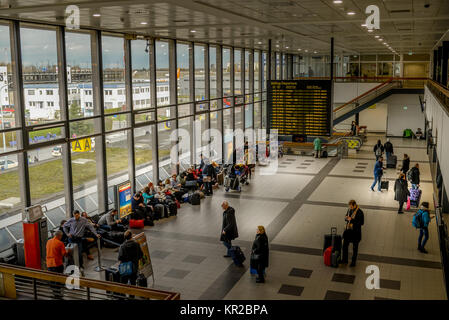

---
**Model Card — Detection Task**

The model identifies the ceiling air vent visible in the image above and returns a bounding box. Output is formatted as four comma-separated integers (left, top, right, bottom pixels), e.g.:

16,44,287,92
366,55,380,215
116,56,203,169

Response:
389,9,411,14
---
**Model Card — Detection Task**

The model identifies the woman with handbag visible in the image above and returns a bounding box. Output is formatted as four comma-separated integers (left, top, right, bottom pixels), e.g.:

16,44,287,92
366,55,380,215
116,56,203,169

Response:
250,226,269,283
394,173,410,214
341,200,364,267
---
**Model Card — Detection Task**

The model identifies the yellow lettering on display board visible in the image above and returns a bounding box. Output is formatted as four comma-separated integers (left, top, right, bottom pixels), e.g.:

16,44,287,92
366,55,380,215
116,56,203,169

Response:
72,138,92,152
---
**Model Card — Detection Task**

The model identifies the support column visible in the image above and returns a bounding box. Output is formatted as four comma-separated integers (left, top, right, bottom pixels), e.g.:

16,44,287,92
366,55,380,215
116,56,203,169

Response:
149,39,159,183
56,26,74,216
124,38,136,194
91,30,108,214
437,46,443,84
433,50,438,81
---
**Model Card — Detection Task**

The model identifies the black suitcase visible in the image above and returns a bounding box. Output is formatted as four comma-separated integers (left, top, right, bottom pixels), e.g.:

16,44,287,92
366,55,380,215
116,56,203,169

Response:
230,246,246,266
105,267,120,283
381,179,389,190
137,273,148,287
190,192,201,205
153,204,164,220
387,154,397,168
321,150,328,158
323,227,342,253
167,201,177,216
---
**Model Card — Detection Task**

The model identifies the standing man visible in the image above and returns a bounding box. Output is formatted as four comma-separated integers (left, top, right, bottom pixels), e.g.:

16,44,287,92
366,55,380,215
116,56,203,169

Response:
341,200,364,267
370,156,384,192
313,137,322,158
384,139,394,162
118,230,143,285
220,201,239,258
63,210,100,272
46,230,71,299
373,140,384,161
46,230,70,274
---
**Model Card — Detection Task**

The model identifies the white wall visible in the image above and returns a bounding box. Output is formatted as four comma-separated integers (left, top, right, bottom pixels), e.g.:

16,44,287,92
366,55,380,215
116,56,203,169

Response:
359,103,388,132
424,86,449,197
333,82,382,104
385,94,425,137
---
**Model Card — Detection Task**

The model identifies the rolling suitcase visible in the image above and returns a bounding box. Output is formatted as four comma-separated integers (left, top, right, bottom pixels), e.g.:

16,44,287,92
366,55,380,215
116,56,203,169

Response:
381,178,389,190
217,172,224,185
129,219,144,229
190,192,201,205
323,227,341,268
409,188,422,207
387,154,397,168
229,246,246,266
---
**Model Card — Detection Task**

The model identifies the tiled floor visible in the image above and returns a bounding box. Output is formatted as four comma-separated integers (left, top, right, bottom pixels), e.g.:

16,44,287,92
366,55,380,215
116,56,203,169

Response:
83,133,446,300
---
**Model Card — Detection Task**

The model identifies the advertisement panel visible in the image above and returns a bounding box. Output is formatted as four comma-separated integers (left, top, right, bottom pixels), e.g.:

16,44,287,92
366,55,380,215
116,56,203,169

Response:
133,232,154,280
116,181,132,218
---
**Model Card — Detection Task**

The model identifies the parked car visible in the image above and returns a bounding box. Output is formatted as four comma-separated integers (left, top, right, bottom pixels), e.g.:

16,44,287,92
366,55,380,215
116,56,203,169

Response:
51,146,62,157
0,159,18,170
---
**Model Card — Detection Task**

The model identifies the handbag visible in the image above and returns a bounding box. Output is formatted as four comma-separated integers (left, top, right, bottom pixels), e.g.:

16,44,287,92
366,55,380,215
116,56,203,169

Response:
118,261,134,276
406,197,411,211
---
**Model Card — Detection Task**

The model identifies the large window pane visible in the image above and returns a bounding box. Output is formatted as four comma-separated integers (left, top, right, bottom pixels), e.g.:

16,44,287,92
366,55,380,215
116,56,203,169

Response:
158,120,173,179
71,139,98,215
131,40,152,110
106,130,129,202
179,117,192,167
223,48,231,97
210,111,222,163
234,49,242,95
245,104,253,129
177,42,190,103
276,53,281,79
102,35,126,114
235,106,243,131
0,153,22,217
0,24,16,132
195,44,206,101
254,51,260,93
245,50,250,94
156,40,170,106
262,52,267,91
223,108,233,163
210,46,217,99
134,125,154,190
66,31,93,120
21,26,60,125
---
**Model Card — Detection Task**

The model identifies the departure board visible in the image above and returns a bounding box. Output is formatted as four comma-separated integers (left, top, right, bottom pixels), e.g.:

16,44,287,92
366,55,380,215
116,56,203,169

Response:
268,80,332,136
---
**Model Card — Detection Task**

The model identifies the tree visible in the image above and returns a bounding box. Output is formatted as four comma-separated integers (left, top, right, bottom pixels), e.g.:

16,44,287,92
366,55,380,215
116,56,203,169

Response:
69,102,90,136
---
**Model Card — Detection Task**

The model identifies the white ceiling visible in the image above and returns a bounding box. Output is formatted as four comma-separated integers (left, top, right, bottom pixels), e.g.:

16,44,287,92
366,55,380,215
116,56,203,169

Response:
0,0,448,55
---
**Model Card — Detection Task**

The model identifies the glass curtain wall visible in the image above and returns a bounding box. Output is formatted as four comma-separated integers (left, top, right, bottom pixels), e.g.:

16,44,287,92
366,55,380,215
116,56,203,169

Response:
0,21,270,241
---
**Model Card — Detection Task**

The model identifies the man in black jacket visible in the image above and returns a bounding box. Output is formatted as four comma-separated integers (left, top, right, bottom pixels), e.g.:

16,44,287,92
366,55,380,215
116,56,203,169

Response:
384,139,394,162
373,140,384,161
220,201,239,258
341,200,364,267
118,230,143,285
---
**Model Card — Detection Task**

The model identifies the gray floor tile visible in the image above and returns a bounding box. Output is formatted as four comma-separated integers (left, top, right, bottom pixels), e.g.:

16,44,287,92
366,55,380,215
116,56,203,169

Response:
324,290,351,300
353,169,365,173
183,255,207,264
278,284,304,297
296,167,307,169
164,268,191,279
380,279,401,290
151,250,172,259
332,273,356,284
288,268,313,278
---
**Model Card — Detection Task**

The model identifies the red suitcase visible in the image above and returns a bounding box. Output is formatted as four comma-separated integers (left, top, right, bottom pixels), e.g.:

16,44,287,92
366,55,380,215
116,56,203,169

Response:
324,246,332,266
129,219,144,229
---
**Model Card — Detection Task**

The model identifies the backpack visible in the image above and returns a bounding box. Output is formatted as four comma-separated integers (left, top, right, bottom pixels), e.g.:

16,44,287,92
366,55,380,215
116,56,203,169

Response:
375,146,382,156
412,210,424,229
407,169,413,181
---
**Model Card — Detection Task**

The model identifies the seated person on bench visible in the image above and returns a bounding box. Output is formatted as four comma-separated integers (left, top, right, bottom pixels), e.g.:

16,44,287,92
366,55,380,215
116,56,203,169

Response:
98,209,126,232
415,128,423,140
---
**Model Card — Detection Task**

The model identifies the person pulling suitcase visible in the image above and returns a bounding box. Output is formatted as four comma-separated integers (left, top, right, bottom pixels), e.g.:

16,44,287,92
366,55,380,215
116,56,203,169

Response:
341,200,364,267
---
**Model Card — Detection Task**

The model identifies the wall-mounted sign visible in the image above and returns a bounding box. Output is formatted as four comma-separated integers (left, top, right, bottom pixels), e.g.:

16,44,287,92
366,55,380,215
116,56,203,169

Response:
116,181,132,219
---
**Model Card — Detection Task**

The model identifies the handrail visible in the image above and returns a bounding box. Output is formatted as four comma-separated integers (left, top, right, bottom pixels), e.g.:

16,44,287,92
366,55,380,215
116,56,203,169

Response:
0,263,180,300
294,76,429,81
333,79,394,113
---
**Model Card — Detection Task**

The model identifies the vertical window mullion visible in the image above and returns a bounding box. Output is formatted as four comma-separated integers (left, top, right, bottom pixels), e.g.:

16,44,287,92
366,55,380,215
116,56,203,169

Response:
149,38,159,183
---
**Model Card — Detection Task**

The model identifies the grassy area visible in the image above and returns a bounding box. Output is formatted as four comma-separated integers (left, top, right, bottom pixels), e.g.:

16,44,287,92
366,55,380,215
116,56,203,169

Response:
0,147,171,207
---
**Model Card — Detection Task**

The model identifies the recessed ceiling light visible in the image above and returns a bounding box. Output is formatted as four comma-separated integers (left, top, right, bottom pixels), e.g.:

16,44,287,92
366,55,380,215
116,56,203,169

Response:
190,30,196,33
379,38,383,41
333,0,343,4
286,46,289,49
93,13,101,17
367,29,373,32
298,48,302,51
361,24,367,27
347,11,355,15
276,45,280,48
314,51,317,54
375,35,380,38
140,22,148,25
257,41,262,44
305,49,308,52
